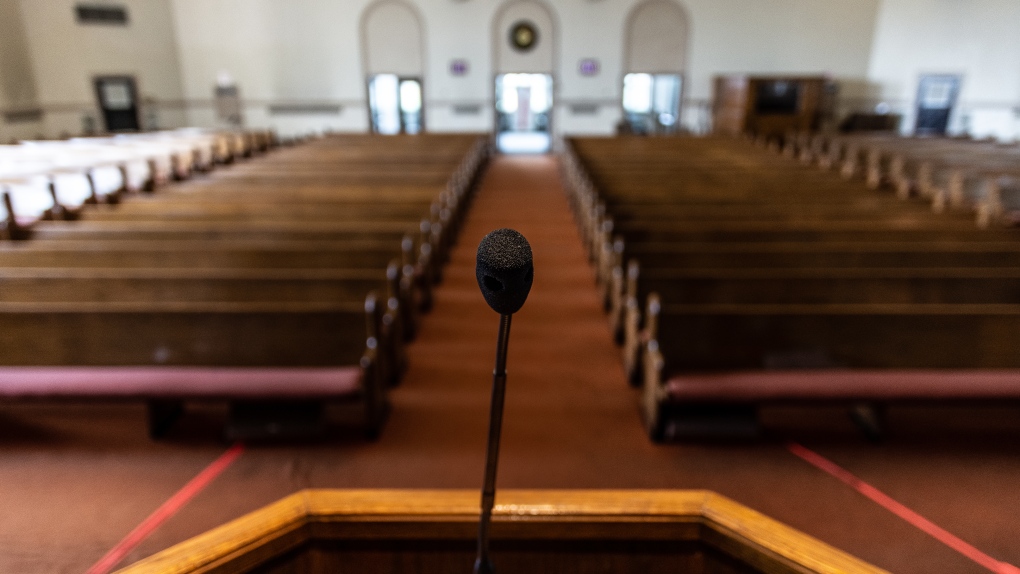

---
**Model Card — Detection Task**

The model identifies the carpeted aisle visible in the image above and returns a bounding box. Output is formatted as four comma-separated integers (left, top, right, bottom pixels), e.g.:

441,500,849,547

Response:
389,154,654,486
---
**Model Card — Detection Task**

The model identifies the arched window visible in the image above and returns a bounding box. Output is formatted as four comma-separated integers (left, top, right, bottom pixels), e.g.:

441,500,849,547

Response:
361,1,425,134
621,0,689,135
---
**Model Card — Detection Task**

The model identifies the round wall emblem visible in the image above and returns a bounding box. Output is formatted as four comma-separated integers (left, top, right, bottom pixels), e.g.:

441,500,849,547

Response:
510,21,538,52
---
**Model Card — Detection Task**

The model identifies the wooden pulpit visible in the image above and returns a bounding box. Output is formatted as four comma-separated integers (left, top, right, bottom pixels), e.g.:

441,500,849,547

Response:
116,489,886,573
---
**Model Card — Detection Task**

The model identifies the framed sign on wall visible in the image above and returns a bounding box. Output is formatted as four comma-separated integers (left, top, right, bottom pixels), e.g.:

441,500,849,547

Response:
510,21,538,52
915,74,962,136
578,59,599,77
450,59,469,76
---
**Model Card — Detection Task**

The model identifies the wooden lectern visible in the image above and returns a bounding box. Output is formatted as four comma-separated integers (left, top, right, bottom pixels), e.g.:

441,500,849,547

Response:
116,489,887,574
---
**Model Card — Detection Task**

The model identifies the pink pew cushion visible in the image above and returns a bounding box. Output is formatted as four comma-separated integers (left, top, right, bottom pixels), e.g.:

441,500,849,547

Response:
0,367,362,400
665,370,1020,402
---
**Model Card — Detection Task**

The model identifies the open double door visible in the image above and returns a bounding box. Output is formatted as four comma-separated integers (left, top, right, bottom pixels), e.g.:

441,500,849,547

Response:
495,73,553,154
94,76,141,132
368,74,423,135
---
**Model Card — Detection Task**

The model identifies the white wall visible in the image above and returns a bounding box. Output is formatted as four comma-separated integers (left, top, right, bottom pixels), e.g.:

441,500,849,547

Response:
15,0,187,136
0,0,42,142
171,0,372,133
5,0,1018,140
363,2,424,76
625,1,689,74
494,2,555,74
171,0,501,134
0,0,37,110
167,0,881,137
556,0,880,135
868,0,1020,140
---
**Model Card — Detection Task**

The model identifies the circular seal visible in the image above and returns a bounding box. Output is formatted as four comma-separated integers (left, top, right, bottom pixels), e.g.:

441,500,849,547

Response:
509,21,538,52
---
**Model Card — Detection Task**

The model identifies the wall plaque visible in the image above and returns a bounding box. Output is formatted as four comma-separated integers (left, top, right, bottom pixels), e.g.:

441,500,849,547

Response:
76,4,128,25
510,21,538,52
578,59,599,77
450,59,469,76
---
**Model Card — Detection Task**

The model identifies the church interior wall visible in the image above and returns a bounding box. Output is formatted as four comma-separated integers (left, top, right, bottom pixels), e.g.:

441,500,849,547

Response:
11,0,186,139
167,0,881,137
0,0,1016,140
867,0,1020,139
0,0,42,141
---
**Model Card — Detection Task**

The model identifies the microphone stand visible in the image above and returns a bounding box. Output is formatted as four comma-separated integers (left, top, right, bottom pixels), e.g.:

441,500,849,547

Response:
474,313,512,574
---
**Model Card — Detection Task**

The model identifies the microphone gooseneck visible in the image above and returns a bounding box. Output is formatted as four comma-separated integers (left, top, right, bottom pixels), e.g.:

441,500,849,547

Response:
474,228,533,574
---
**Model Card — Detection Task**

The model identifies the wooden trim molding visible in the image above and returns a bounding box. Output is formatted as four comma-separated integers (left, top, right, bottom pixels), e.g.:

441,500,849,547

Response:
115,489,888,574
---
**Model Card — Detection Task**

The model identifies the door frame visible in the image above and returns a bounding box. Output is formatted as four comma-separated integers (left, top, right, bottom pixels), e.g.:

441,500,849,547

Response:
366,74,425,134
492,72,556,152
93,75,141,132
618,72,686,135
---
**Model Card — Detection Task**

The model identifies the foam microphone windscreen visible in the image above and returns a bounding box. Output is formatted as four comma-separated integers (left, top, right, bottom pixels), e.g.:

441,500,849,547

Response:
476,228,534,315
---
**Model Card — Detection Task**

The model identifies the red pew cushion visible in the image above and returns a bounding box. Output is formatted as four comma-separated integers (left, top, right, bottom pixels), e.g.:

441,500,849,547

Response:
665,370,1020,402
0,367,362,400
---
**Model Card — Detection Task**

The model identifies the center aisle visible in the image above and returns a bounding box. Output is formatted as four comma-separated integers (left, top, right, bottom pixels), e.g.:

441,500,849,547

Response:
389,154,649,485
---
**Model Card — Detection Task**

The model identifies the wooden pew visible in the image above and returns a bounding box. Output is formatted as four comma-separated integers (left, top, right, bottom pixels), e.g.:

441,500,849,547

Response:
799,133,1020,225
83,202,435,222
136,184,448,202
613,220,1020,243
0,239,410,268
645,301,1020,370
23,219,418,241
0,129,281,238
640,298,1020,440
0,267,393,302
627,265,1020,310
0,239,431,318
0,295,388,439
563,135,1017,268
620,240,1020,269
617,262,1020,375
0,134,489,439
596,223,1020,305
0,262,411,379
0,301,376,366
600,241,1020,347
564,135,1020,441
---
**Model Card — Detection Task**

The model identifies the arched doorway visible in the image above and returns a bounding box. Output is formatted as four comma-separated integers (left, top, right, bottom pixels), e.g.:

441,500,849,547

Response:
361,1,425,134
492,1,555,153
621,0,688,135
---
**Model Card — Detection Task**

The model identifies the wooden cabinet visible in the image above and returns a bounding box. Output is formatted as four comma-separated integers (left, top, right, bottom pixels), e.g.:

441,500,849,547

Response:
713,75,834,139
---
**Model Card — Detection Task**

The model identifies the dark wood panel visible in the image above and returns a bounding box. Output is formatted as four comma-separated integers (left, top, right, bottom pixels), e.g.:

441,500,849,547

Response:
0,303,369,366
654,305,1020,370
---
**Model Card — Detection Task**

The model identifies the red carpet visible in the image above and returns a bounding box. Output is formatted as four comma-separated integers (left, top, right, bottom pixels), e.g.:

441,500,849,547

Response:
0,155,1018,574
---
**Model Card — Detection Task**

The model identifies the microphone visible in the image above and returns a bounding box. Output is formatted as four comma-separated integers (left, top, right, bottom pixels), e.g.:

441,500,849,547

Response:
474,228,533,574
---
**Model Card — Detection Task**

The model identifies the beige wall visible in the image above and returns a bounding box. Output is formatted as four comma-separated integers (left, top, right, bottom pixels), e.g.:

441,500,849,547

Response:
364,1,424,77
4,0,1018,139
493,1,555,75
170,0,371,132
167,0,880,136
17,0,186,135
0,0,37,110
554,0,880,135
625,1,689,74
0,0,42,141
868,0,1020,139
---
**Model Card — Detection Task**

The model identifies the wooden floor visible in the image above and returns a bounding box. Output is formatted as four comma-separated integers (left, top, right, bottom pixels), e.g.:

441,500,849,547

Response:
0,155,1018,574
